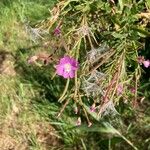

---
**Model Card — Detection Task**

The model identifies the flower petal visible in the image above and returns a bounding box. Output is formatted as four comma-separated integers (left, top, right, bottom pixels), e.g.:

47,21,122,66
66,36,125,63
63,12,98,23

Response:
63,72,70,78
70,59,78,68
60,56,71,64
143,60,150,68
56,65,64,76
69,70,75,78
71,66,78,71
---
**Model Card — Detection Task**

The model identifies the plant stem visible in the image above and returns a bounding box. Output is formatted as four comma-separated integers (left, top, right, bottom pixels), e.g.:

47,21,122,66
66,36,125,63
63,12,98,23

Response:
58,78,70,102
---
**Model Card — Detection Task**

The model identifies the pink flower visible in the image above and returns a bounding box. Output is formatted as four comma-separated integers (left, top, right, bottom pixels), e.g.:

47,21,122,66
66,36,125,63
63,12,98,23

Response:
56,56,78,78
76,117,81,126
143,60,150,68
117,84,123,95
54,27,61,36
137,56,145,65
90,103,96,112
130,87,136,94
137,56,150,68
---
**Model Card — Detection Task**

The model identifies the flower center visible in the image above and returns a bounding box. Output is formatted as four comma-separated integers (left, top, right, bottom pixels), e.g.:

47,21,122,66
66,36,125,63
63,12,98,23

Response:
64,63,71,73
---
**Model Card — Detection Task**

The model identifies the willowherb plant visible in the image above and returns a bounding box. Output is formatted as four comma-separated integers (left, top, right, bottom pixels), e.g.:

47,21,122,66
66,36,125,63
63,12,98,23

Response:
28,0,150,129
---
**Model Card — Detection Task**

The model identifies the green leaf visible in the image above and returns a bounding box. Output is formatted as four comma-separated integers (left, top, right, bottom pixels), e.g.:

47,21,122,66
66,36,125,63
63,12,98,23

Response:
72,123,138,150
118,0,124,11
146,0,150,9
112,32,127,39
131,27,150,37
71,122,117,134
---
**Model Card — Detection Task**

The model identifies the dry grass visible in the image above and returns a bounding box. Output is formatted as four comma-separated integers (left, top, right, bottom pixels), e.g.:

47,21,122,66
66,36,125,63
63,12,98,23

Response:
0,73,62,149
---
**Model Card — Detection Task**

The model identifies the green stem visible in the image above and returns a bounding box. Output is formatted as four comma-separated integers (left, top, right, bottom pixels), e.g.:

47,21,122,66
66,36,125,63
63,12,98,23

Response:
115,129,138,150
58,78,70,102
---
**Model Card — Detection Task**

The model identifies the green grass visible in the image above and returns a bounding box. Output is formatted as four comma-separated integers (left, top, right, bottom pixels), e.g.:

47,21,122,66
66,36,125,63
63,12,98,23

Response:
0,0,61,149
0,0,150,150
